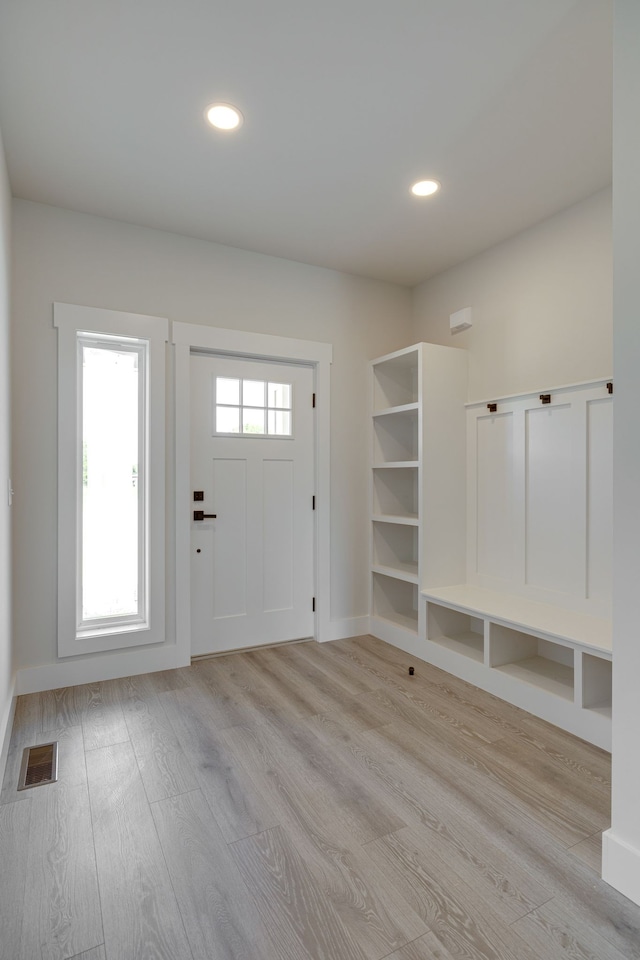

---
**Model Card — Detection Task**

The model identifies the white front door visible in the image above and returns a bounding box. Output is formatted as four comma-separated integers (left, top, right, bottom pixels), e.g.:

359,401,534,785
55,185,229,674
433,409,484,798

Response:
190,354,315,655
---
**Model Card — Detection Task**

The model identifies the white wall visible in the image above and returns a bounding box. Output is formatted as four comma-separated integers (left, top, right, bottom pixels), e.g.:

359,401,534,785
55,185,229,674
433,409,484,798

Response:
602,0,640,908
412,188,612,401
0,125,13,750
11,199,412,678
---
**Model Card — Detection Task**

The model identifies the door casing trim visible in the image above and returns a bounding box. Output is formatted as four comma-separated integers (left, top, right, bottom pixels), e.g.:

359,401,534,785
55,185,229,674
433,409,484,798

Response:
172,321,332,664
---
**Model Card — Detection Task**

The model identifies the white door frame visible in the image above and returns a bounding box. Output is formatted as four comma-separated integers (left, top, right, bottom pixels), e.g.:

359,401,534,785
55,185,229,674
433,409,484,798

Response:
173,321,332,665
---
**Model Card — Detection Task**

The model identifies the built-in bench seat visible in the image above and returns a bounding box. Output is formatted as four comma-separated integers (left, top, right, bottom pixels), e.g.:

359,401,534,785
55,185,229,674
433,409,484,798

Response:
421,584,611,654
419,584,612,750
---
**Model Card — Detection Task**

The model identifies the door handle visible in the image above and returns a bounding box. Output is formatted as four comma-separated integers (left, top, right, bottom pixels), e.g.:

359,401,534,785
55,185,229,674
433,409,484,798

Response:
193,510,217,521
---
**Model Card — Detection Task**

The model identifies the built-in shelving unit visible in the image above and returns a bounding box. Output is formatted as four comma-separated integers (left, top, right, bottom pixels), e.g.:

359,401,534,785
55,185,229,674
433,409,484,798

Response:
370,347,420,643
369,343,467,649
368,363,614,751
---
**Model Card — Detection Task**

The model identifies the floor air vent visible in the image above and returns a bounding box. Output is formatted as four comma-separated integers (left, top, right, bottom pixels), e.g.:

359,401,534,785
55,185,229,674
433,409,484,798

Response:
17,742,58,791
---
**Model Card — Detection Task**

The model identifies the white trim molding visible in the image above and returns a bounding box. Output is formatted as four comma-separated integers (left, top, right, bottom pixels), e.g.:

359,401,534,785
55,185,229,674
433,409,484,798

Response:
54,303,169,658
172,321,332,660
602,829,640,907
15,643,183,696
326,616,370,642
0,680,16,787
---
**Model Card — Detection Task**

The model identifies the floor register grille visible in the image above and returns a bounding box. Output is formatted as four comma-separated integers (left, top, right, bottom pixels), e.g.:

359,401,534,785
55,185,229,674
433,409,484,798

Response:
17,741,58,790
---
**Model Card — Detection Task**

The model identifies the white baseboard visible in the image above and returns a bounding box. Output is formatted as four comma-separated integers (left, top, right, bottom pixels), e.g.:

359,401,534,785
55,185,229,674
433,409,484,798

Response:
0,679,17,788
602,829,640,906
15,643,188,696
323,616,370,642
369,616,423,656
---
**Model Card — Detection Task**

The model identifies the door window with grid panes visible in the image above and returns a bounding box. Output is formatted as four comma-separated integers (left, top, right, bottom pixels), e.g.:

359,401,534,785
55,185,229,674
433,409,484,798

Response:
214,377,293,437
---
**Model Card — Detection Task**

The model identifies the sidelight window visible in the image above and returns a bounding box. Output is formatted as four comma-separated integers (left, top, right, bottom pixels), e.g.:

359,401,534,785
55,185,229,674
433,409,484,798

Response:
79,335,146,629
55,303,168,657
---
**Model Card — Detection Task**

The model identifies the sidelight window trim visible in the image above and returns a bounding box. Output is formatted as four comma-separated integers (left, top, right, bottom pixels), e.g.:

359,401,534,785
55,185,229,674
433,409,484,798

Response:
55,303,168,658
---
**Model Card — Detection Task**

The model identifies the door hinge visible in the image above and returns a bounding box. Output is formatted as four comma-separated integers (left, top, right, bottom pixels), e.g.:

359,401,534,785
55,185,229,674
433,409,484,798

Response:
312,495,316,510
312,393,316,408
312,597,316,612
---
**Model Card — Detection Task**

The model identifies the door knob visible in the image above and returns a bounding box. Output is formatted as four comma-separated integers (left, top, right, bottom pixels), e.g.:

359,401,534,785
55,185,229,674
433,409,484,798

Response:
193,510,217,521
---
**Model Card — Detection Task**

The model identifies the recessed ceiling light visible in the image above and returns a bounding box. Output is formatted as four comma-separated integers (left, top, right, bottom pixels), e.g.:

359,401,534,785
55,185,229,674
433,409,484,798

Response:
205,103,243,131
411,179,440,197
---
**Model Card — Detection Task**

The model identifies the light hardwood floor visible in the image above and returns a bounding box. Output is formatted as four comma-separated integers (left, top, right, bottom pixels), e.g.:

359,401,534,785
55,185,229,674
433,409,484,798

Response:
1,635,639,960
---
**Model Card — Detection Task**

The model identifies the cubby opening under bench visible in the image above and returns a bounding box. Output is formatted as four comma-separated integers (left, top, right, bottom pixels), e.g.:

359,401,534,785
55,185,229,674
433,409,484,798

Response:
421,585,612,750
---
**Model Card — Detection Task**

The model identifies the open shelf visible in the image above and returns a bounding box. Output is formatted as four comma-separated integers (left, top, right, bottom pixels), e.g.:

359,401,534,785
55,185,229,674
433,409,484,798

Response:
426,601,484,663
372,572,418,633
372,564,418,585
372,467,418,520
371,515,419,526
372,409,418,464
372,351,419,411
373,402,419,418
372,521,418,579
582,652,612,716
489,623,574,701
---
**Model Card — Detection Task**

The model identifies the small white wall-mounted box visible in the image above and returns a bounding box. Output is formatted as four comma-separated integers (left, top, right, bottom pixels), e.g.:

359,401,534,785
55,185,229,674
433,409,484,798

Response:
450,307,472,334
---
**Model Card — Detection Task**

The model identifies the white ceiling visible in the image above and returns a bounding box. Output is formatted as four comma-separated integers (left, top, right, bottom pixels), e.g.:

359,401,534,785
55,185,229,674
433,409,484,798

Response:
0,0,612,286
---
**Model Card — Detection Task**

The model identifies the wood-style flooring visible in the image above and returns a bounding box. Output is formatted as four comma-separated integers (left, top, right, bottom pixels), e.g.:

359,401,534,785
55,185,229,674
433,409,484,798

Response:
1,634,639,960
